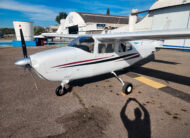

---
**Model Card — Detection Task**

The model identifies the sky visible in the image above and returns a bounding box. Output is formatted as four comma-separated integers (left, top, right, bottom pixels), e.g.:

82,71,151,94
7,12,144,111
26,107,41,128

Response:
0,0,156,28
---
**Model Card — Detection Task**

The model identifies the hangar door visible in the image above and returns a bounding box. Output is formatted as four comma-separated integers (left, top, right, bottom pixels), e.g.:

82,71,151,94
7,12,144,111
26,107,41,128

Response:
68,25,78,34
151,5,190,47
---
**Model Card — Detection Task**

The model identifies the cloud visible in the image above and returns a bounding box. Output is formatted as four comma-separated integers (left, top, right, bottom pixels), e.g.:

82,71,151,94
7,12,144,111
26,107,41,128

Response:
0,0,58,21
70,0,154,15
71,0,126,10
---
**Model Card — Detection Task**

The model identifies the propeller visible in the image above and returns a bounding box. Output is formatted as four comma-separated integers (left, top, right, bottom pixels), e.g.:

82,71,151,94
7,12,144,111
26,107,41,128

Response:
15,28,31,67
15,28,38,90
20,28,28,58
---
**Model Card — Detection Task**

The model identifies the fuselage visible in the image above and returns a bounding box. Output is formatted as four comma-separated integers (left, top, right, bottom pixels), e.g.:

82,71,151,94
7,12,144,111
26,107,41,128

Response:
29,38,162,82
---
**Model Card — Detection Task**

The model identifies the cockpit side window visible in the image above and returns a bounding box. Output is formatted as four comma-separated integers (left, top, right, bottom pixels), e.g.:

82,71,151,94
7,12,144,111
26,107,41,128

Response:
68,37,94,53
98,43,115,53
119,41,133,52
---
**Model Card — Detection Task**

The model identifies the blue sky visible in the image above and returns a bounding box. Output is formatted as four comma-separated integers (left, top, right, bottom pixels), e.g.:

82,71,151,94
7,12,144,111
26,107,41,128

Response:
0,0,155,28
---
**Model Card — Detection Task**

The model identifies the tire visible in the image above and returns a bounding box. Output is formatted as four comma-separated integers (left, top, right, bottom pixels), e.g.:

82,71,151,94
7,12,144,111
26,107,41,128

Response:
55,85,66,96
122,83,133,95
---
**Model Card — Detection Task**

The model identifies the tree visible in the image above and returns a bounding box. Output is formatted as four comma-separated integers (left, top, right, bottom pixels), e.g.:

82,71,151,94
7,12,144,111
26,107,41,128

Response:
0,28,14,34
56,12,67,24
106,8,110,15
34,26,46,35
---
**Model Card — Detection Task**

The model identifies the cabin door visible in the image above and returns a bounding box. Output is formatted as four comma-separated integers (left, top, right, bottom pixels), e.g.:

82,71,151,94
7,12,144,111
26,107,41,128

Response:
94,41,117,75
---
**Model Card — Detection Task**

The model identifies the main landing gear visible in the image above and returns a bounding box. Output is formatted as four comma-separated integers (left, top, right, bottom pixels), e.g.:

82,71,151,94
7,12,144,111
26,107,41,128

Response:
55,72,133,96
55,80,69,96
111,71,133,95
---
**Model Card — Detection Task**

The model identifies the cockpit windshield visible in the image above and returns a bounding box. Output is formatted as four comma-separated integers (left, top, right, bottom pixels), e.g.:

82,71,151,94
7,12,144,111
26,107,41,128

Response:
68,36,94,53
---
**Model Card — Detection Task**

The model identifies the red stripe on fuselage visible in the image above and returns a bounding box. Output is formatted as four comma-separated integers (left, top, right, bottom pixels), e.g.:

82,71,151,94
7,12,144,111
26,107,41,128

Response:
52,56,113,68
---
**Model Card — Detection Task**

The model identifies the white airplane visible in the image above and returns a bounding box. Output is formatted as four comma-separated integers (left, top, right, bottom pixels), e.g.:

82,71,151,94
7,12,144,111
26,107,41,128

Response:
15,28,190,96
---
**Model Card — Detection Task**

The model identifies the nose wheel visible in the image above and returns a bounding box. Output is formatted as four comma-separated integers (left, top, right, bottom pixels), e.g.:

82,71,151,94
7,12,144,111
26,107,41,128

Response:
55,85,67,96
55,80,70,96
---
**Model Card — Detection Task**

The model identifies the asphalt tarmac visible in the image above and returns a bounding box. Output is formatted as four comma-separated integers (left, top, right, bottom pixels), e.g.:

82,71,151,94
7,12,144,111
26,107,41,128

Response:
0,47,190,138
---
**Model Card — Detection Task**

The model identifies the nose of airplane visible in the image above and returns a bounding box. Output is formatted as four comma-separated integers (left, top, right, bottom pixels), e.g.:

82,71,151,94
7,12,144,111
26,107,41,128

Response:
15,57,31,67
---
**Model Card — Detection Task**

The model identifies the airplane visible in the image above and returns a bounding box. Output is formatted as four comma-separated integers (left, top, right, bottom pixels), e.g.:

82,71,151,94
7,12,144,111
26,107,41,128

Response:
15,27,190,96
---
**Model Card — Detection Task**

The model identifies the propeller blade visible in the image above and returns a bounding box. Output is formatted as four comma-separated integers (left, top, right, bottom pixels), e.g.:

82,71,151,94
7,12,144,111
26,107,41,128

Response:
20,29,28,58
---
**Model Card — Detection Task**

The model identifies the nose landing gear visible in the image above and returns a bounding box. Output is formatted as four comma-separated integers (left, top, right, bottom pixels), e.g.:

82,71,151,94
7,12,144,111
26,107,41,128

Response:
55,85,67,96
55,80,70,96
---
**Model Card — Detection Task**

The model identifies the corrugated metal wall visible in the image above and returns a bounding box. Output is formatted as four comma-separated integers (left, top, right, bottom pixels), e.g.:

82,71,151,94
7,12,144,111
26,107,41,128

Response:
151,5,190,47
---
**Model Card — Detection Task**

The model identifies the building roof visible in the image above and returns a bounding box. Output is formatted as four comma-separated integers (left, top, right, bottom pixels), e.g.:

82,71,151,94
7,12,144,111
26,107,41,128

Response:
132,0,190,15
77,12,129,24
150,0,190,10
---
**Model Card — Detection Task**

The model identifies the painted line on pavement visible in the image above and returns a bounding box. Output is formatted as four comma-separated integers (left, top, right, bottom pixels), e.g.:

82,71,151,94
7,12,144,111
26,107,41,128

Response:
135,76,166,89
126,72,190,103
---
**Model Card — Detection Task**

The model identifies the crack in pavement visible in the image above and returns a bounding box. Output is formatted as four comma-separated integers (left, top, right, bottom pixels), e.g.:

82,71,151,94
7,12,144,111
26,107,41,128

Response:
72,91,88,111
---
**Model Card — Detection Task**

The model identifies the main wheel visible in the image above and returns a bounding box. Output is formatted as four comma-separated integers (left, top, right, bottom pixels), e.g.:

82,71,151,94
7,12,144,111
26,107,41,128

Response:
122,83,133,95
55,85,66,96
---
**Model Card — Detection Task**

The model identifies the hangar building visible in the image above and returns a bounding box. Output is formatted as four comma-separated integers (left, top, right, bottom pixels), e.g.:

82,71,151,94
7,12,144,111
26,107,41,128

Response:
56,12,129,34
110,0,190,48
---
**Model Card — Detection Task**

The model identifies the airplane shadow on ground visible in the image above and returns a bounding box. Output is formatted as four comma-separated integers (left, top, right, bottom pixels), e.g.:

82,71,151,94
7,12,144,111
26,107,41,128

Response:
66,73,116,93
129,54,190,86
120,98,151,138
152,59,180,65
129,66,190,86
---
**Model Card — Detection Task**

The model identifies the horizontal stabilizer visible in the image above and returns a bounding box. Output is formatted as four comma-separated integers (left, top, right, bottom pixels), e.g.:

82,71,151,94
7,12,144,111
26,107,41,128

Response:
41,33,78,39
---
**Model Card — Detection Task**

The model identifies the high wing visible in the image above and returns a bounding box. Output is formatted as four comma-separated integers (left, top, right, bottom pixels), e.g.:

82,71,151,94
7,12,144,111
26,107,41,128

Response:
41,29,190,40
41,33,79,39
93,29,190,41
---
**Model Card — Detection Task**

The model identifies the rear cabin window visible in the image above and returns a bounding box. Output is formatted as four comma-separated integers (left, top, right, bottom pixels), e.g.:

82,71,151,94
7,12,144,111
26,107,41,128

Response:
119,41,133,52
98,43,115,53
